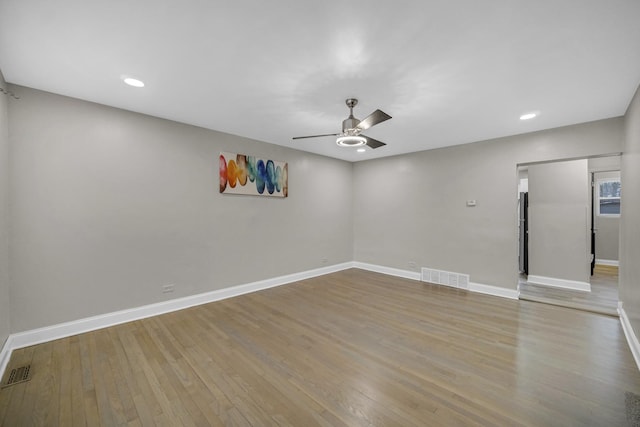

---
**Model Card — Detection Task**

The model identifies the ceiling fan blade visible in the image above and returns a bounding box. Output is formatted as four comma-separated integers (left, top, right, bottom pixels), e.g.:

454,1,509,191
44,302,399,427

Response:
292,133,340,140
356,109,392,131
363,135,386,149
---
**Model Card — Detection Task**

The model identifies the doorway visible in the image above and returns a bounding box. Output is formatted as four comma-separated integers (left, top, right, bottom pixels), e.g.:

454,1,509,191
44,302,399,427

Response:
517,155,621,316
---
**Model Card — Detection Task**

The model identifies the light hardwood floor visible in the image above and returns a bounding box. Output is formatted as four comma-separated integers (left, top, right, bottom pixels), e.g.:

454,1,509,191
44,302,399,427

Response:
519,264,620,316
1,269,639,426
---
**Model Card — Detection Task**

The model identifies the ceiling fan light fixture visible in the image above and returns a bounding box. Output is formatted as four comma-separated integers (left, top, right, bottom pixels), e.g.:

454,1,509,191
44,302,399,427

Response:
293,99,390,150
336,135,367,147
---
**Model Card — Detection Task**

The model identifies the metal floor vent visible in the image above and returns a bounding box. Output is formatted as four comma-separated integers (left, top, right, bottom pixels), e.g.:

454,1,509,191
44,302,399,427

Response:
1,365,32,388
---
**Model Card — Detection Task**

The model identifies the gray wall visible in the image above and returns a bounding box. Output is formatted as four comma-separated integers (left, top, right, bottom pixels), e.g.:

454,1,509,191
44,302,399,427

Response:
3,82,632,335
0,71,10,347
620,83,640,336
528,160,590,284
8,85,354,332
593,170,620,262
353,118,623,290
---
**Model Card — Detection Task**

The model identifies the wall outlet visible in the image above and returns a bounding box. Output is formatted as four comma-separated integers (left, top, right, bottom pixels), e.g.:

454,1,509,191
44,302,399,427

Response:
162,284,175,293
408,261,417,269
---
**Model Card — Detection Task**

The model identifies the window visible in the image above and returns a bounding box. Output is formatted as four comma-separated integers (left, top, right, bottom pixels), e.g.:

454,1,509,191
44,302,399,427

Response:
597,178,621,216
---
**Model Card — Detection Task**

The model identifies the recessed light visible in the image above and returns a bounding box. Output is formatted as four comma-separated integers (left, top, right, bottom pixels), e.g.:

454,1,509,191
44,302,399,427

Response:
520,112,537,120
123,77,145,88
357,148,366,153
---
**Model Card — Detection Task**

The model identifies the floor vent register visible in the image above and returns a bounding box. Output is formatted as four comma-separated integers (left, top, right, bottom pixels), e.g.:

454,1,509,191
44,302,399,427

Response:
1,365,32,388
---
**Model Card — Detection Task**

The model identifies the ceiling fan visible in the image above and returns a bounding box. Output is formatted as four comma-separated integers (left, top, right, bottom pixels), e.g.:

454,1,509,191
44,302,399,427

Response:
292,98,392,149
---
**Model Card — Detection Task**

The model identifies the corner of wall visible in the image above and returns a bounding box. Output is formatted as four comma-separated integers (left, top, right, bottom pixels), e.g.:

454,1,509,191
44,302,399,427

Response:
619,82,640,350
0,68,12,363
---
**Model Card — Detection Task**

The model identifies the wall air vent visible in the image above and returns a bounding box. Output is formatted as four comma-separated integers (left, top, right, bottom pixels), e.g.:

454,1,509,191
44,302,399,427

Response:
421,268,470,290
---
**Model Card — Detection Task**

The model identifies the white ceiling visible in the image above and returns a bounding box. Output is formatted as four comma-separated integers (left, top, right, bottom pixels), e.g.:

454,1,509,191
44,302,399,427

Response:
1,1,640,162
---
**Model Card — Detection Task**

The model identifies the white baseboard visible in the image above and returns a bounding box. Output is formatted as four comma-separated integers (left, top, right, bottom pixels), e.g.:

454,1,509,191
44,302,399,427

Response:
596,259,619,267
618,303,640,371
354,262,521,300
527,275,591,292
353,262,422,281
469,282,520,300
1,262,354,378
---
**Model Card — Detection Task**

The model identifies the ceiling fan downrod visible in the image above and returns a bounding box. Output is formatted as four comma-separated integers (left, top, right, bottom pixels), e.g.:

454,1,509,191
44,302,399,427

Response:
343,98,360,134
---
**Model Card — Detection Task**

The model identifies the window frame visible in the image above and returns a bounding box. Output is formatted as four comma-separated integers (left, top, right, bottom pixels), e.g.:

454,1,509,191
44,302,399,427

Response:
596,177,621,217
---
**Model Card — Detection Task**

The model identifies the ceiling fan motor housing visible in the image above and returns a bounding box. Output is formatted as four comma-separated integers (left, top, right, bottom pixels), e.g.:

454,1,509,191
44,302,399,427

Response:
342,117,360,135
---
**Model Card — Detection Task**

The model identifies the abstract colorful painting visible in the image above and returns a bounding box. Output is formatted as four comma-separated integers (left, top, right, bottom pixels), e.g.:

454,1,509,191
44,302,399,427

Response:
219,152,288,198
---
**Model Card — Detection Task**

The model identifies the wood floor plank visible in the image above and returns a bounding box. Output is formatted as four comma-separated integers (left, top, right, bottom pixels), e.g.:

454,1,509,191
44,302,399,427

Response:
1,268,639,426
53,336,71,426
22,341,55,426
107,327,146,424
144,316,226,426
78,332,101,426
134,322,197,426
68,335,88,426
88,331,122,426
